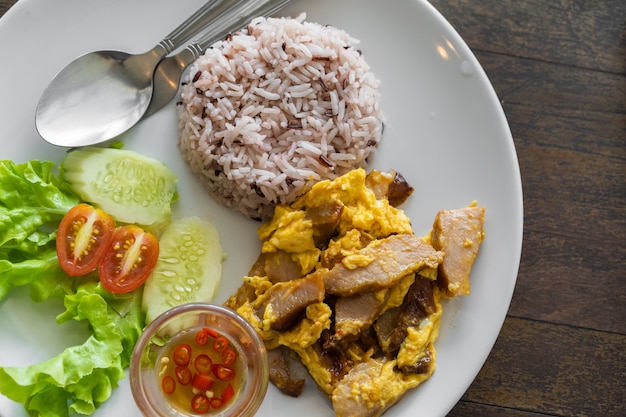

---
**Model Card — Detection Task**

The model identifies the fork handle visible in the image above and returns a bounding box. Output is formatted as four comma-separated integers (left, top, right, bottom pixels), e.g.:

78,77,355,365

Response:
158,0,241,54
191,0,294,53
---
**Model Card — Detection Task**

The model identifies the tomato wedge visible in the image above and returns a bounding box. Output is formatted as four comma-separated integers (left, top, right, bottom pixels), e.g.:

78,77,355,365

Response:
99,225,159,293
57,204,115,276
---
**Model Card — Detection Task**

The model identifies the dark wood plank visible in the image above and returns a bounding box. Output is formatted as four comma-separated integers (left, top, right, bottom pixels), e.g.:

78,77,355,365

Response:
0,0,13,16
449,401,557,417
510,128,626,334
455,317,626,417
429,0,626,74
511,225,626,333
477,52,626,333
476,51,626,117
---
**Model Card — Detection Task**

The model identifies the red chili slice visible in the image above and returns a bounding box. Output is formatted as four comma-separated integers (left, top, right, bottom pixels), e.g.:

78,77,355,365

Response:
175,365,192,385
203,327,219,338
191,393,211,413
221,349,237,366
209,397,224,409
213,336,229,352
194,354,213,375
192,373,215,391
221,383,235,404
195,329,209,346
213,364,235,381
161,375,176,394
173,344,192,366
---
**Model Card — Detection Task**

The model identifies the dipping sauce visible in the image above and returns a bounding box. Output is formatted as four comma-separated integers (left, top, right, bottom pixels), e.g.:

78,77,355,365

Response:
157,327,243,414
130,303,268,417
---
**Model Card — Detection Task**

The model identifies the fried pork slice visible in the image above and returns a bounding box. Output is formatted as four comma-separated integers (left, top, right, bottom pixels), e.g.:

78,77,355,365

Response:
332,272,416,343
331,359,390,417
385,275,437,358
263,250,304,283
330,352,436,417
323,234,443,297
309,331,354,394
386,172,414,207
267,346,305,397
399,346,434,375
254,270,325,331
306,199,344,247
224,281,257,311
431,205,485,297
365,170,414,207
372,306,401,347
333,291,385,341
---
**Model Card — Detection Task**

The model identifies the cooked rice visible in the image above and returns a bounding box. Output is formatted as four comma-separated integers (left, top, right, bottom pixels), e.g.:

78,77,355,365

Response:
177,13,383,220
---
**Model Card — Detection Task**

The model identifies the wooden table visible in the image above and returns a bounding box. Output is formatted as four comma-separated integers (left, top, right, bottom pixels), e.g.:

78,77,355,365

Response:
1,0,624,416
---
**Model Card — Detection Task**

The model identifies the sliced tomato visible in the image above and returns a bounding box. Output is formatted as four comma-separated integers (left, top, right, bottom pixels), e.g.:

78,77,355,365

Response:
56,203,115,276
99,225,159,294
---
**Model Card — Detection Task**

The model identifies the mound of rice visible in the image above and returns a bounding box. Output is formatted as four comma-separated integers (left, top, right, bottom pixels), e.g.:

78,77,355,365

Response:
177,13,383,220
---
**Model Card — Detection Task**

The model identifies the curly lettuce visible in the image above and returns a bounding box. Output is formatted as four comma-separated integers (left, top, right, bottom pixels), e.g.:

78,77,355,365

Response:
0,159,146,417
0,160,79,301
0,280,144,417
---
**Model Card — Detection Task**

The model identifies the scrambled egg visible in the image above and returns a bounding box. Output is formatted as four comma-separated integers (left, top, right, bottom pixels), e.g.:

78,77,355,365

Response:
226,168,484,417
257,169,413,275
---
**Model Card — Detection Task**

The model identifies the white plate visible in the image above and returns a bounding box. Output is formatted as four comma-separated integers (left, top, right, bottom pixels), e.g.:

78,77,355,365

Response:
0,0,523,416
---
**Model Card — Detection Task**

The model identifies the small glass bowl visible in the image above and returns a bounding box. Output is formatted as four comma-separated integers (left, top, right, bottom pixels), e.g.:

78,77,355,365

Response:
130,303,269,417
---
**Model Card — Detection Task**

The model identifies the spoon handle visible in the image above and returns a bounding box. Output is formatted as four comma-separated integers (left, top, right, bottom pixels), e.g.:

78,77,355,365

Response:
158,0,241,54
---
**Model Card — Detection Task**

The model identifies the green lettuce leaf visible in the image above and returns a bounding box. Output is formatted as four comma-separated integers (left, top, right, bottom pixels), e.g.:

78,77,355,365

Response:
0,280,145,417
0,159,146,416
0,160,79,301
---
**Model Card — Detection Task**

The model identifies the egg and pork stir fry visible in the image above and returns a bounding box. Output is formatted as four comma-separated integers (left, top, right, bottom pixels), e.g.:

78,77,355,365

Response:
226,168,485,417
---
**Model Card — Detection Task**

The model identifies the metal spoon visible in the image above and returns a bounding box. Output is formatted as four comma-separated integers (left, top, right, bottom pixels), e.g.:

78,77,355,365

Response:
35,0,239,147
143,0,294,118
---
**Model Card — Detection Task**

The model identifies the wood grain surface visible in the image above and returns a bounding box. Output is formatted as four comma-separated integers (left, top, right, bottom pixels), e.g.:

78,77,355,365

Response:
1,0,624,416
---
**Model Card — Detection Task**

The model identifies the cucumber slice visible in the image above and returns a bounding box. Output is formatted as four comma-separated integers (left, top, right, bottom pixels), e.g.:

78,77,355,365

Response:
142,217,223,324
60,147,178,229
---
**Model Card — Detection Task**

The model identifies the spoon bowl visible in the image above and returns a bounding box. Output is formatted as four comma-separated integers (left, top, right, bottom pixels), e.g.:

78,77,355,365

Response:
36,47,163,147
35,0,237,147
